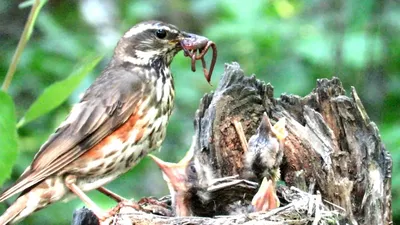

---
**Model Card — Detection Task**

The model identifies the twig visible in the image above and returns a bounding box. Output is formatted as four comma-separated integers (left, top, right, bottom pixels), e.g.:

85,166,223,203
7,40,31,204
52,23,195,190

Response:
2,0,46,92
322,200,346,213
233,119,248,152
312,192,322,225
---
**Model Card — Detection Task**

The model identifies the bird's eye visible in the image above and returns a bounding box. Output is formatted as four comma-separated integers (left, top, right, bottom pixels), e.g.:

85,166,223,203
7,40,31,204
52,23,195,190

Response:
155,29,167,39
189,165,197,174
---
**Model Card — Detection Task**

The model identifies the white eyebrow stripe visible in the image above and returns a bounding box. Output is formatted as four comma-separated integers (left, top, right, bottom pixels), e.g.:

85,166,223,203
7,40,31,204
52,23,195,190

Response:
123,23,178,38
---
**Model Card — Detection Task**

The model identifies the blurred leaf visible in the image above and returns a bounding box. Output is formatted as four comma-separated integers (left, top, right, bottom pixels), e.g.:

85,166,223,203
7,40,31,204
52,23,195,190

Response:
295,32,333,65
381,124,400,153
17,54,103,128
37,12,87,59
273,0,295,18
127,1,157,19
343,33,383,69
0,91,18,186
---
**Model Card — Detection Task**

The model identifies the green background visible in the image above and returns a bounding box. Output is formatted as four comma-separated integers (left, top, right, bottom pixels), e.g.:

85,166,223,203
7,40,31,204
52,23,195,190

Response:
0,0,399,224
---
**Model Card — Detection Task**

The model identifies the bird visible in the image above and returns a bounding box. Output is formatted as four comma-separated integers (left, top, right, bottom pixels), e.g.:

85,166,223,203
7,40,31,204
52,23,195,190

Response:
149,147,196,217
0,20,210,224
150,145,258,217
150,150,230,217
244,113,287,211
150,114,287,216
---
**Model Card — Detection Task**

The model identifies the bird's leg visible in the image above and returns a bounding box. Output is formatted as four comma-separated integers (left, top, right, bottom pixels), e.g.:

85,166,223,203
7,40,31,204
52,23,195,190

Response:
233,119,248,152
64,175,106,220
251,177,279,211
97,186,127,203
106,200,142,219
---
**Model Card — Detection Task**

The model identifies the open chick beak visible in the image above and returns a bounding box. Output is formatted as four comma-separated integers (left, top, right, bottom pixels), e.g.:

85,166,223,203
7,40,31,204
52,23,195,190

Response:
149,149,194,217
251,177,280,211
271,117,287,145
148,154,189,192
149,147,194,193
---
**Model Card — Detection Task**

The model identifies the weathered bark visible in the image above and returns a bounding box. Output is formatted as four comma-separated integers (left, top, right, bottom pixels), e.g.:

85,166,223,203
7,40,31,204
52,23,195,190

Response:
73,62,392,225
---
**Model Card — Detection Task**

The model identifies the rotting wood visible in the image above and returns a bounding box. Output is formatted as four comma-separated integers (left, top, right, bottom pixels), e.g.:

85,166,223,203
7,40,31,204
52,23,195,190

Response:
73,62,392,225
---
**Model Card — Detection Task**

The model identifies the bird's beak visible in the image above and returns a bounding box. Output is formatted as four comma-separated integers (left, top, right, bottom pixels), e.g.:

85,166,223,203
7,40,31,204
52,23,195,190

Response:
148,154,190,192
251,177,280,211
258,113,273,137
271,117,287,142
259,113,287,143
149,151,194,217
177,31,216,84
179,32,209,50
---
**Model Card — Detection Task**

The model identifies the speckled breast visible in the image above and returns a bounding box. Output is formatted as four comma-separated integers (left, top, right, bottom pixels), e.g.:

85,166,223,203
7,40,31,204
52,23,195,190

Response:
63,72,175,191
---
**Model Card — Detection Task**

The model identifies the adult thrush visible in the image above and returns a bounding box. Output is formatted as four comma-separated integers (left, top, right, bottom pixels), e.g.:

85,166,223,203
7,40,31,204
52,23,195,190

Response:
0,20,210,224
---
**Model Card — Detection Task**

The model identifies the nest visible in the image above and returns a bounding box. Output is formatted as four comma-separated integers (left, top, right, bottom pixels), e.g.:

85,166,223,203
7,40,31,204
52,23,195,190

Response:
73,62,392,225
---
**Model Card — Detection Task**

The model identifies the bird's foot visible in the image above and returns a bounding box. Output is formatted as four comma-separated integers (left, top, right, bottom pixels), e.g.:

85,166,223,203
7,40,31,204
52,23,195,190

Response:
138,197,168,208
96,200,143,225
138,197,173,216
251,177,279,211
64,175,133,223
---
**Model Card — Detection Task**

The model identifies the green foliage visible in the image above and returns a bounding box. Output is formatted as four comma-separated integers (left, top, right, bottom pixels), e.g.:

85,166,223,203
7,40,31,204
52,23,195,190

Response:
0,91,18,186
0,0,399,224
17,54,103,127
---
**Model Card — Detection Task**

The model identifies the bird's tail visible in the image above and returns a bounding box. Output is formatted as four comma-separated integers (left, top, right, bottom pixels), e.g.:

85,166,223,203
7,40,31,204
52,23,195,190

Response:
0,193,30,225
0,177,66,225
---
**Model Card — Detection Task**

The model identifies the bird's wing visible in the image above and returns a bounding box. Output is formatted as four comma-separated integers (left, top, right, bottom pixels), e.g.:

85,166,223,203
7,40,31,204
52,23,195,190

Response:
0,67,148,202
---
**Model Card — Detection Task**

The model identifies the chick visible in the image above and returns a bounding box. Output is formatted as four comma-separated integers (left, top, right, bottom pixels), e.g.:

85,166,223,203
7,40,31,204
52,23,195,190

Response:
243,113,287,211
148,147,195,217
150,150,258,217
151,113,287,215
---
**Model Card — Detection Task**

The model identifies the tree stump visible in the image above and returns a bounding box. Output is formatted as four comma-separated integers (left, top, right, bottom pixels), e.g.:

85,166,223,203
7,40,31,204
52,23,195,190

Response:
73,62,392,225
